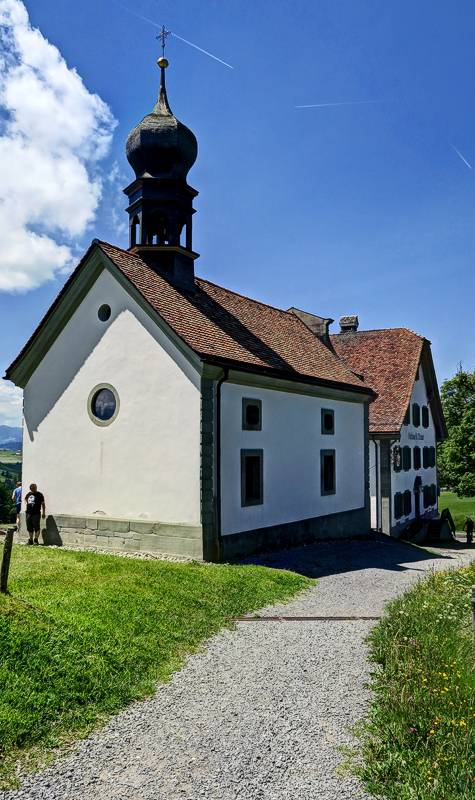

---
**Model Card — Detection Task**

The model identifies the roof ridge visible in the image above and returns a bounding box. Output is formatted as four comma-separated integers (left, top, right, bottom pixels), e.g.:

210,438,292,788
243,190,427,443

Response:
196,276,298,317
332,327,425,340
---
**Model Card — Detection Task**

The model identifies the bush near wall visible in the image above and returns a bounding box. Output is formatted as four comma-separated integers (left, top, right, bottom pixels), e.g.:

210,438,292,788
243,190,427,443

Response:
0,481,15,523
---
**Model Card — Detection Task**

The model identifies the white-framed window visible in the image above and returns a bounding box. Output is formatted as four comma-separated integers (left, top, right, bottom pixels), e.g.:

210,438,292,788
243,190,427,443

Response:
241,449,264,506
321,449,336,495
242,398,262,431
321,408,335,435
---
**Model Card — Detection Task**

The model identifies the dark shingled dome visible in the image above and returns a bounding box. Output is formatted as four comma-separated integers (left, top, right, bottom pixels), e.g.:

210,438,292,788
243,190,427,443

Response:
126,66,197,180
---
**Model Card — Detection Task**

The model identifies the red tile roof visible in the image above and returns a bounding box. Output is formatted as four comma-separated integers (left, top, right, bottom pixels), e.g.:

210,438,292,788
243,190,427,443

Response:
97,242,371,392
331,328,424,433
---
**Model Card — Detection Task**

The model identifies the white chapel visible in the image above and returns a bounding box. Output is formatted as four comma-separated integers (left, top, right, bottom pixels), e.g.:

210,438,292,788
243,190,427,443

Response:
5,57,445,560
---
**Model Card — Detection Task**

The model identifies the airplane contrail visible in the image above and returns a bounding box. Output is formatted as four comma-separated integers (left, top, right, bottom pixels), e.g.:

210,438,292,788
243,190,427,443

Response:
171,33,234,69
112,0,161,30
451,144,472,170
110,1,233,69
295,100,386,109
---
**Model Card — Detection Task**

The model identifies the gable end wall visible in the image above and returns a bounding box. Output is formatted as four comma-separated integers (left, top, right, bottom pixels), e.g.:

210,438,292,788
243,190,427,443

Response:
21,269,202,536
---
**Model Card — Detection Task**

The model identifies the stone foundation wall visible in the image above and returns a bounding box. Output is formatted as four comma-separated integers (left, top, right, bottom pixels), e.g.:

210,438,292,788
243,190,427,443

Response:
20,506,370,563
221,505,371,561
21,514,203,559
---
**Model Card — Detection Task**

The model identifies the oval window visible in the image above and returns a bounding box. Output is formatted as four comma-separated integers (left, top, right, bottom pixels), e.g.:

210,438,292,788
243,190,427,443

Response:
98,304,111,322
88,384,119,425
92,388,116,420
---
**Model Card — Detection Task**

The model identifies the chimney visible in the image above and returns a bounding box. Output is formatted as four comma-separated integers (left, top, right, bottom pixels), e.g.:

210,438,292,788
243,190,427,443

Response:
339,315,359,333
288,308,334,344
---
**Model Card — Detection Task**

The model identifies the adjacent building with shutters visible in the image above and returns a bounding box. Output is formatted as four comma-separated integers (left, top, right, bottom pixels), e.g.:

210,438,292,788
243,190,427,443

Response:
332,322,446,536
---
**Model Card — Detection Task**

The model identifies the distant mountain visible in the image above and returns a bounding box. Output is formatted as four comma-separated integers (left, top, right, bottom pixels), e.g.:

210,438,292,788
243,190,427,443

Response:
0,425,22,451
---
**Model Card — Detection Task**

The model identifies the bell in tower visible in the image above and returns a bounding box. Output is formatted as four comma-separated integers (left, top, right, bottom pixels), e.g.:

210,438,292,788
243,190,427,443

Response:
124,41,199,290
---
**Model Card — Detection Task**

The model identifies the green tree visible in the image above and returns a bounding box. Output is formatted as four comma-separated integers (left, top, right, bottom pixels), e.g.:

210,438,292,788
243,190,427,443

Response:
438,368,475,496
0,481,14,523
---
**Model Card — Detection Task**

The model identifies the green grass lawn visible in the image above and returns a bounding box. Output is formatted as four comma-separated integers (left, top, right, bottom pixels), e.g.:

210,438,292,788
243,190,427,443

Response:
355,564,475,800
0,545,311,787
439,491,475,531
0,450,22,488
0,450,22,465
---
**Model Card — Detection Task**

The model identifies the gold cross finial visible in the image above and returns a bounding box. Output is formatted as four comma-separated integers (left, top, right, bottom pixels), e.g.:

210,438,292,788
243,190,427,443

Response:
157,25,171,57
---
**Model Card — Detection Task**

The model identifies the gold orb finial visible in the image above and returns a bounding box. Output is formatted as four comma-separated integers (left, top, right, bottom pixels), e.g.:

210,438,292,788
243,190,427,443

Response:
157,56,169,69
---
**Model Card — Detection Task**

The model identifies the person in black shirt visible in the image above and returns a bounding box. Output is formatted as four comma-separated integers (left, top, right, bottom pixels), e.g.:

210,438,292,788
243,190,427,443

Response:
24,483,46,545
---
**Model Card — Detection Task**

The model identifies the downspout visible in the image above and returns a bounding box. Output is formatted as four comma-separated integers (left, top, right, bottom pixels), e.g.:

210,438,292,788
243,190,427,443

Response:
373,439,381,533
215,367,229,561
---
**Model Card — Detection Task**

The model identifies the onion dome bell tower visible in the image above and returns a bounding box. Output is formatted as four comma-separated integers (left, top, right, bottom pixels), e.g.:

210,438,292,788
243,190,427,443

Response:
124,52,199,289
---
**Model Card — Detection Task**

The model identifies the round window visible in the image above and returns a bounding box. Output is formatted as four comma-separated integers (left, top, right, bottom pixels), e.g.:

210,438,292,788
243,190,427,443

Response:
98,304,111,322
88,384,119,426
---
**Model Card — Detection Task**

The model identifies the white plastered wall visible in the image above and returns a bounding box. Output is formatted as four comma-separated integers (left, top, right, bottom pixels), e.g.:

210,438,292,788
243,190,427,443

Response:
220,382,366,535
391,366,438,525
22,268,201,523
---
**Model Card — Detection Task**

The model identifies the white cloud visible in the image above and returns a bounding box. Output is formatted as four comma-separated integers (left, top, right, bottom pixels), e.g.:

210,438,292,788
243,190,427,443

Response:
107,160,129,237
0,0,117,291
0,381,22,426
111,207,129,238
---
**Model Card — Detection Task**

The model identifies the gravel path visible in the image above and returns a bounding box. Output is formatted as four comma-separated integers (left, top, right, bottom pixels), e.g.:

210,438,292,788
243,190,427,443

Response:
2,537,473,800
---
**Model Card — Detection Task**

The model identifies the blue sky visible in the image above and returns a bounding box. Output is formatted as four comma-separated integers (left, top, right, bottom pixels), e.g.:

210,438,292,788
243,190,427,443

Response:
1,0,475,424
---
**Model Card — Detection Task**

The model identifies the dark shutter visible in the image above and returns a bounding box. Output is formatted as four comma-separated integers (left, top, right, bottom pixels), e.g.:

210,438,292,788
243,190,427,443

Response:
413,446,421,470
424,484,436,507
412,403,420,427
394,492,403,519
423,447,429,469
422,405,429,428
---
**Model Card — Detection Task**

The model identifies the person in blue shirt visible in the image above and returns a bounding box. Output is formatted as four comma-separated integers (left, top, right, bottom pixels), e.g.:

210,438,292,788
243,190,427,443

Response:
11,481,22,530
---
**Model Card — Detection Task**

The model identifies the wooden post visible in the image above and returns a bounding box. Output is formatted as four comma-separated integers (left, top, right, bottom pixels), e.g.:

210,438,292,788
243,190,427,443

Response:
472,587,475,632
0,529,14,594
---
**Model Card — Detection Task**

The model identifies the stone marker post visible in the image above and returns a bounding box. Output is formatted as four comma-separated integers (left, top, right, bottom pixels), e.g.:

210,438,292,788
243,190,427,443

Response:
0,529,14,594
